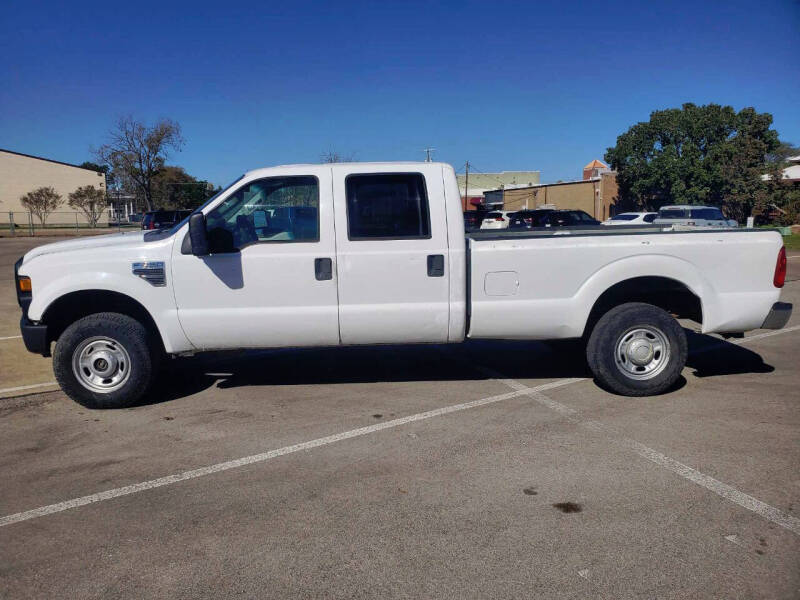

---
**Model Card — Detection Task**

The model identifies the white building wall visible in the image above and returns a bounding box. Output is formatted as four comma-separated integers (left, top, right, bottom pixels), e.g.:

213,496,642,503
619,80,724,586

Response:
0,150,107,224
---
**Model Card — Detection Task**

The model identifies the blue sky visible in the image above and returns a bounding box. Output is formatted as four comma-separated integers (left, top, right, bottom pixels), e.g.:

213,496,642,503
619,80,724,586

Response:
2,0,799,185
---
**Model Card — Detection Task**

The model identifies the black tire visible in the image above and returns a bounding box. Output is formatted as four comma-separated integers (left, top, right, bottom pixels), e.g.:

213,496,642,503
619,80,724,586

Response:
53,312,156,409
586,302,687,397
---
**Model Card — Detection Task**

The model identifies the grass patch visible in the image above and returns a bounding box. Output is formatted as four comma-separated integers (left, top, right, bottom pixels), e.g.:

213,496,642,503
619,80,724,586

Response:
783,233,800,251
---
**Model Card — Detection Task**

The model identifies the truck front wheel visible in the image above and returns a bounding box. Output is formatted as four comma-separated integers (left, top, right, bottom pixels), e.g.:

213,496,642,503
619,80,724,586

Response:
53,312,156,409
586,302,687,396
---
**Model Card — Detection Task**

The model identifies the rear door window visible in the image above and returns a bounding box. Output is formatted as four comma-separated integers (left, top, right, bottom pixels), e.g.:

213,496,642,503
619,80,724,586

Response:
345,173,430,240
690,208,724,220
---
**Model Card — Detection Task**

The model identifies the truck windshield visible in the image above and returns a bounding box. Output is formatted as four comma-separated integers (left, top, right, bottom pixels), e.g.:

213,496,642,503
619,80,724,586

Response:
143,175,245,241
166,175,245,234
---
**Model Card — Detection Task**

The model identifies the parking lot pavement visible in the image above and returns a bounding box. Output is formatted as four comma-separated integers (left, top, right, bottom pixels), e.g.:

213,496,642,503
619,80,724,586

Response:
0,239,799,598
0,237,62,394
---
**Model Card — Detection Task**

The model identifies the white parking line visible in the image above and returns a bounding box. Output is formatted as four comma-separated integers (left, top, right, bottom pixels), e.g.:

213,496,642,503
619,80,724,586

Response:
1,319,798,527
477,366,800,536
690,324,800,356
0,381,58,396
0,335,22,341
730,324,800,344
0,377,583,528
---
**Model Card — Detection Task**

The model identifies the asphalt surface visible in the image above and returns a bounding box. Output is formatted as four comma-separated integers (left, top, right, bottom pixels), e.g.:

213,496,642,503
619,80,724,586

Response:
0,237,798,599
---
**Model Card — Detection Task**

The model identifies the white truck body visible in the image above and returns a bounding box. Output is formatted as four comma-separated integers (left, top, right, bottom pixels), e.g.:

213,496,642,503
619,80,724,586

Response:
15,162,791,405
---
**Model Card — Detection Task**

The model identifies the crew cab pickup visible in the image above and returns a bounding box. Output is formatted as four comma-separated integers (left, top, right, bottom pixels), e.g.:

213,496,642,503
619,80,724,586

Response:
14,162,791,408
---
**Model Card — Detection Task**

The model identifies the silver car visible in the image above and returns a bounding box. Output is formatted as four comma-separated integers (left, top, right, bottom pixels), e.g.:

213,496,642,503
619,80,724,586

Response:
653,205,737,228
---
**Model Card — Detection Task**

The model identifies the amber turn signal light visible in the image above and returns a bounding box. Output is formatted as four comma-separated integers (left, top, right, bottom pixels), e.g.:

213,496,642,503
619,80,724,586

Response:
17,276,32,293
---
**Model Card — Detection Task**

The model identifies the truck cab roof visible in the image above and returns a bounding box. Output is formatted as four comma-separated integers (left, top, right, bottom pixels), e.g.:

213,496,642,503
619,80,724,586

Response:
244,162,452,179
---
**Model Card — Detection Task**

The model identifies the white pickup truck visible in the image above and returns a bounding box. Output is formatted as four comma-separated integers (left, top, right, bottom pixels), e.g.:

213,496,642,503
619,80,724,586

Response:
14,162,791,408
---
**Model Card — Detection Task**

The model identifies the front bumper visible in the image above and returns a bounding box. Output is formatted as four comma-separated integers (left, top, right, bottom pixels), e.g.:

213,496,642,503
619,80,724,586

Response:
20,317,50,356
761,302,793,330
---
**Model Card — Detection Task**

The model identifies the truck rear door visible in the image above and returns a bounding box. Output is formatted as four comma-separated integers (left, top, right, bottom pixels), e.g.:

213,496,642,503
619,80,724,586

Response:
332,165,450,344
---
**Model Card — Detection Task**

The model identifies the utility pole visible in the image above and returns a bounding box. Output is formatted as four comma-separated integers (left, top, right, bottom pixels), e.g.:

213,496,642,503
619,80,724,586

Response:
423,148,435,162
463,161,470,211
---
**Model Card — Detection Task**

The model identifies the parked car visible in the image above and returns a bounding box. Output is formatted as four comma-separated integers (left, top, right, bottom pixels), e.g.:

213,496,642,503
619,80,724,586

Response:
509,209,600,229
653,205,737,228
463,211,485,231
602,212,657,225
479,211,513,230
14,161,790,408
141,209,192,230
541,210,600,227
508,209,554,229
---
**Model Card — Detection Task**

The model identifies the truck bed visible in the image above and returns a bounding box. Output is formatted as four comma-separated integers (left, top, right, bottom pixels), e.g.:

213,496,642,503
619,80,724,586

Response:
464,226,784,339
466,225,766,241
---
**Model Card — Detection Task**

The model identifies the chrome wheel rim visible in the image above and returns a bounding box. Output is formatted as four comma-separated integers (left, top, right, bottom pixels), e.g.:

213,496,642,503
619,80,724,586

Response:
71,336,131,393
614,326,671,380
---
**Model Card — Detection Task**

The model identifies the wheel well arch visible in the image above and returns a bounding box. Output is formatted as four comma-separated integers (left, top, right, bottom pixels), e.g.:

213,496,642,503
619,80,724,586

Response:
42,290,165,351
582,276,702,339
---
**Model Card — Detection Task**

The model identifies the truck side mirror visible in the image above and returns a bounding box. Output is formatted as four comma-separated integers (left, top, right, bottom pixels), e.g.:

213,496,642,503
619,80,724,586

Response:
189,213,209,256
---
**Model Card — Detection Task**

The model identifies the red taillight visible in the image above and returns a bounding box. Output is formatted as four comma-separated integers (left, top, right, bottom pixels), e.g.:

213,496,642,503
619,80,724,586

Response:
774,246,787,288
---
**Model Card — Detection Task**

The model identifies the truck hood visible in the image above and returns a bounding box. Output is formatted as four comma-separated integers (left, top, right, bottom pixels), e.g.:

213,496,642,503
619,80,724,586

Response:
23,231,148,263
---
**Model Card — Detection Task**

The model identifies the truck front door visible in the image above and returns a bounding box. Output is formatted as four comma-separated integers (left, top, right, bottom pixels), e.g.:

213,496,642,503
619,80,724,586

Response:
332,166,450,344
171,168,340,350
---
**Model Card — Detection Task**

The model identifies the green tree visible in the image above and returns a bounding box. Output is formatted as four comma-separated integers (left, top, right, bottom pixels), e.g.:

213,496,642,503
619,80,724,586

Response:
78,161,109,174
68,185,106,227
605,103,780,221
20,187,63,225
151,165,215,209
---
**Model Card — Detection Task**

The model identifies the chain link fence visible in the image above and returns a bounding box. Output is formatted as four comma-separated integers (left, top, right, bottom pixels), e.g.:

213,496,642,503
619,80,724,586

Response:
1,211,139,237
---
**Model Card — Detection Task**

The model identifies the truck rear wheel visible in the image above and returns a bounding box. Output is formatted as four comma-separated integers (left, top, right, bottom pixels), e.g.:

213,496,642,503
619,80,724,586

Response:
586,302,687,396
53,312,156,409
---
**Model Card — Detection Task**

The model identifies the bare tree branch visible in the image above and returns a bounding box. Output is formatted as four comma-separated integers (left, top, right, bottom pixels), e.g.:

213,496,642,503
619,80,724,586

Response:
95,116,184,211
320,150,355,163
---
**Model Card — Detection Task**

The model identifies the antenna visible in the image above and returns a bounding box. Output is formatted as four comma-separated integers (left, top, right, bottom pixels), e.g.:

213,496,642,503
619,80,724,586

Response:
463,161,470,211
423,148,436,162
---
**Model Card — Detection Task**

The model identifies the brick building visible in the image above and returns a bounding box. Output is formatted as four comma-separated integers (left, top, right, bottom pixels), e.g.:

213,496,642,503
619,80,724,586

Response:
483,160,619,221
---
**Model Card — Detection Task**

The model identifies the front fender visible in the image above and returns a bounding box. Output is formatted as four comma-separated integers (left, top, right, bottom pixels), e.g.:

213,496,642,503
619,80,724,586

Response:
29,271,192,354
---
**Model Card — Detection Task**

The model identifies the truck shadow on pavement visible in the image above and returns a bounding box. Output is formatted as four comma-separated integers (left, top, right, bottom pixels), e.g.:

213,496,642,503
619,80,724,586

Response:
139,329,774,406
683,330,774,378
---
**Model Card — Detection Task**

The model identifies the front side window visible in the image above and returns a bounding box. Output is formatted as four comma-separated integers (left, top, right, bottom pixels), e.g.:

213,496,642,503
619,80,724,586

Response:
345,173,430,240
205,176,319,249
643,213,657,223
611,214,637,221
